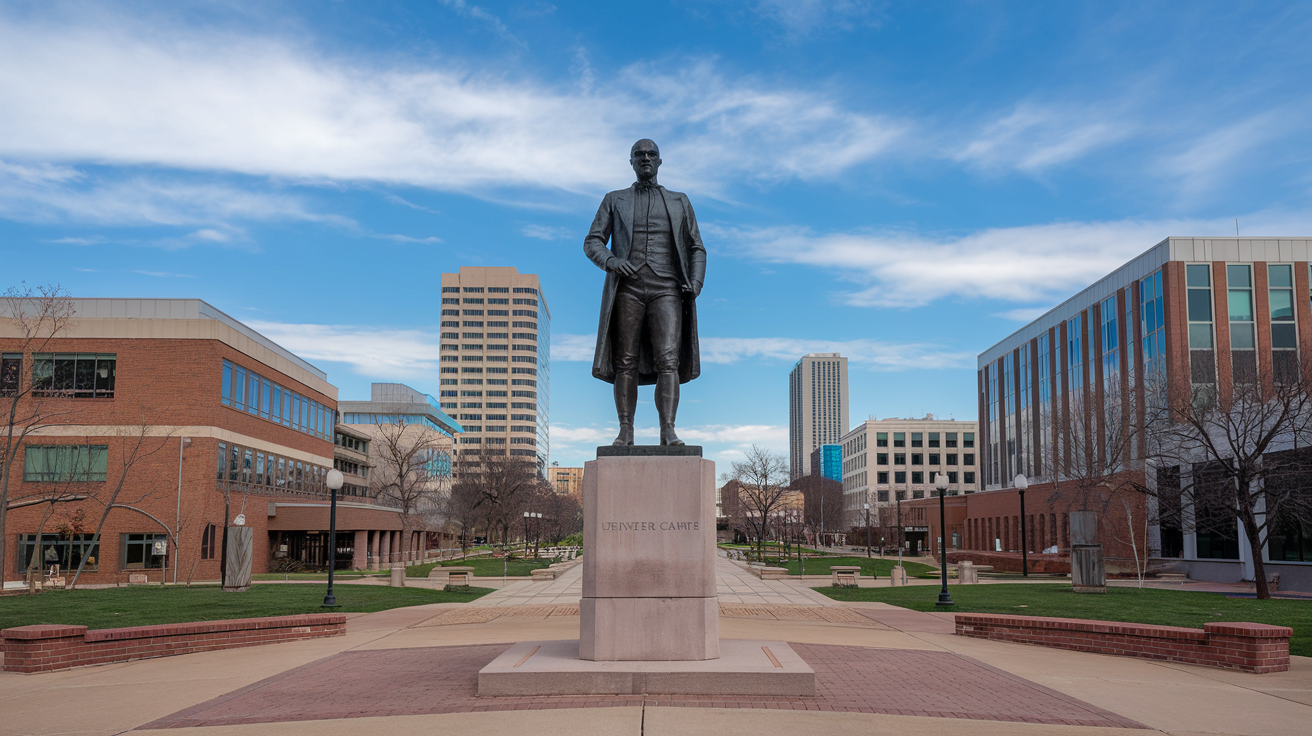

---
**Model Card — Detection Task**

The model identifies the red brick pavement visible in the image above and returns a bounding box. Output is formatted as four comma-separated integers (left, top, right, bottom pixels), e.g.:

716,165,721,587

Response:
143,643,1146,730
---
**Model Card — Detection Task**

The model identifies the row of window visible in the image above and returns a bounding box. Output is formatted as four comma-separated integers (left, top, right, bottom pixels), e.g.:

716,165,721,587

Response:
22,445,108,482
873,452,974,467
873,470,975,485
15,533,174,573
221,360,334,441
442,309,541,319
439,285,538,295
874,431,974,448
0,353,118,399
216,441,334,496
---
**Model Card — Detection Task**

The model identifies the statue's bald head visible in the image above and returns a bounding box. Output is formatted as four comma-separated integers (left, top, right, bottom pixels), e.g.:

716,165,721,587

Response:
630,139,661,182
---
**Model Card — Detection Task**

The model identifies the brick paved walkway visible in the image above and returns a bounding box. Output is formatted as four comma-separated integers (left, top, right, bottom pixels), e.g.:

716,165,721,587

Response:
143,643,1146,730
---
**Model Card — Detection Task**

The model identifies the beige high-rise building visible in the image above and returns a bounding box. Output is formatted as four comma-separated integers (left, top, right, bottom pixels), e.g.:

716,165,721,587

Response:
549,463,584,497
839,416,979,527
789,353,849,480
439,267,550,474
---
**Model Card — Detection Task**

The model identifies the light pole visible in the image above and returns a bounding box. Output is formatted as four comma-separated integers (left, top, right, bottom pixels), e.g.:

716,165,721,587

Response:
934,473,954,607
1015,473,1029,577
534,512,542,558
896,491,903,583
522,511,532,555
864,502,871,557
322,468,344,607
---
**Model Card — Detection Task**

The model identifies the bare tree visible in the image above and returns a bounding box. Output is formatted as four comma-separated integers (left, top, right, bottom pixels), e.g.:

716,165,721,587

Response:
792,473,843,545
454,451,537,547
1,284,76,581
1142,362,1312,599
369,421,452,561
70,417,173,588
722,445,790,559
445,476,485,555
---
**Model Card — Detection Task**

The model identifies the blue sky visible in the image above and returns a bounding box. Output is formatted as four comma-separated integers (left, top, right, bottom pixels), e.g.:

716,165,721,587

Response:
4,1,1312,468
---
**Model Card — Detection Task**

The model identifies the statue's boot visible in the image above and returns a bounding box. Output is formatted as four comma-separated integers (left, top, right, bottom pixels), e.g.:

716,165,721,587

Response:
656,371,684,446
612,372,637,446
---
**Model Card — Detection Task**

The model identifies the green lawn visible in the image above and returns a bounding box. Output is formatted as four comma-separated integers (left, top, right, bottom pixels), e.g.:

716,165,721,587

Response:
0,583,492,631
781,556,936,577
252,571,389,581
406,555,559,578
817,583,1312,657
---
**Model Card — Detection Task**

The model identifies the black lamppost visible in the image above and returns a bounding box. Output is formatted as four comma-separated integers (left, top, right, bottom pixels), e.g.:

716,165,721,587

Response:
522,511,532,554
934,474,954,607
864,502,871,558
1015,473,1029,577
322,468,344,607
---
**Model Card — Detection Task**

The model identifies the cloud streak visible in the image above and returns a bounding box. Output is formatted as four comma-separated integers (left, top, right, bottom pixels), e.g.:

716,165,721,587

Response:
717,211,1312,308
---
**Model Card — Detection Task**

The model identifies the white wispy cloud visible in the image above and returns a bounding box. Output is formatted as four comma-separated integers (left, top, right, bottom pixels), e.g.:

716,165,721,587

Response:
953,102,1135,174
716,211,1312,308
752,0,883,37
1161,113,1290,198
244,321,445,378
521,224,576,241
132,270,193,278
0,10,906,218
552,334,974,370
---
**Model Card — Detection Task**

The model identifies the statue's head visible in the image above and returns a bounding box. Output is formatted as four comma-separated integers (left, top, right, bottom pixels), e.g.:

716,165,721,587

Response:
630,139,661,182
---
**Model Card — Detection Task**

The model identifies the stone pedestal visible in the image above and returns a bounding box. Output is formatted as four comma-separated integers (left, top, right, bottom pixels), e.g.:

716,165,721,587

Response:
581,446,718,661
1069,511,1106,593
222,526,252,592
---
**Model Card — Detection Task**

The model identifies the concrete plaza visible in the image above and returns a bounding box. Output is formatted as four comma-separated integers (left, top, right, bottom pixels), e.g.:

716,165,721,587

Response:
1,554,1308,736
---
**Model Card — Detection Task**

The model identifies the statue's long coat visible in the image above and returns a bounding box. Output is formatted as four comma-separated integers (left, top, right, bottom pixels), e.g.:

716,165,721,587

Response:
583,184,705,386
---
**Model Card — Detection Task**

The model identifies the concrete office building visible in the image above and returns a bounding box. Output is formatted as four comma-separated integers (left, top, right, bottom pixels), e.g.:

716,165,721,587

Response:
978,237,1312,591
839,416,979,528
439,267,551,475
788,353,848,480
549,463,584,497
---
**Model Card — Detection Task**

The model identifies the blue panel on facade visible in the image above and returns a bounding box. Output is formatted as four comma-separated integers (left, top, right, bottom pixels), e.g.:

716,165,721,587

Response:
820,444,842,482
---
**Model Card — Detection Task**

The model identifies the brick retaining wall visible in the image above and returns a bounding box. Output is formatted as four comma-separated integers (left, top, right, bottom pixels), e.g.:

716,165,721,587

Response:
2,614,345,674
955,614,1291,673
947,551,1070,574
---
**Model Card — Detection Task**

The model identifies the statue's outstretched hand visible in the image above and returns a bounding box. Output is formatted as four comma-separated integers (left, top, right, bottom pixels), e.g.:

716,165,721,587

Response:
607,258,639,277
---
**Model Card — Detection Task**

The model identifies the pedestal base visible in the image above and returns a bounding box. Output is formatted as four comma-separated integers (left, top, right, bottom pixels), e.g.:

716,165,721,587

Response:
478,639,815,697
580,597,718,661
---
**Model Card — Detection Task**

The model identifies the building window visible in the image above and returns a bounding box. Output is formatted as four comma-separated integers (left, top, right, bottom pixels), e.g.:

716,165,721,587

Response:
1227,264,1256,382
893,432,905,447
1270,264,1298,383
894,471,906,484
928,453,940,465
894,453,906,465
877,471,889,484
876,453,888,465
201,523,217,560
928,432,940,448
23,445,108,482
963,433,974,449
947,471,958,484
877,490,889,502
963,471,975,484
1,353,21,397
945,432,957,448
946,453,958,465
911,471,924,484
1187,263,1217,387
963,453,975,465
912,490,924,499
121,533,169,569
876,432,888,447
17,534,100,573
911,453,923,465
31,353,116,398
911,432,923,448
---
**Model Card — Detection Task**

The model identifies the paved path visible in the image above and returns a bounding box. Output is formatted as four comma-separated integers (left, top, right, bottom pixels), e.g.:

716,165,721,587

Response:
473,554,839,607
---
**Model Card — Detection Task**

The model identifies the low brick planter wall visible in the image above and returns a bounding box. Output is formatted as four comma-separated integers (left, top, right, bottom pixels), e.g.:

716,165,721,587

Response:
947,551,1070,574
2,613,345,674
955,614,1291,673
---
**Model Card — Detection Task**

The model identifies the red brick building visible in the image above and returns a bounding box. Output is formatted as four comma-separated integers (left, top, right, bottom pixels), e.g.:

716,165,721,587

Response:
2,298,428,587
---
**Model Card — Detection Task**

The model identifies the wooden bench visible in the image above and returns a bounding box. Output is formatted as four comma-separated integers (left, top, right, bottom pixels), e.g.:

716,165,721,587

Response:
830,565,862,586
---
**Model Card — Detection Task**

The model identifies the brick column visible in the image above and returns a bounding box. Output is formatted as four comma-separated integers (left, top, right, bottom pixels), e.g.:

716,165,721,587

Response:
379,531,391,567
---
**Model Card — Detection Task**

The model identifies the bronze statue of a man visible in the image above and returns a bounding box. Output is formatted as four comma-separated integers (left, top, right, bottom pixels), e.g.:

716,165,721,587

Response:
585,139,706,446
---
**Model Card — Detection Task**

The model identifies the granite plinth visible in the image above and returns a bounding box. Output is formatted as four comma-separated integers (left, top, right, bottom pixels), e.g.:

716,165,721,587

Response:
596,444,703,457
581,454,718,660
477,639,816,697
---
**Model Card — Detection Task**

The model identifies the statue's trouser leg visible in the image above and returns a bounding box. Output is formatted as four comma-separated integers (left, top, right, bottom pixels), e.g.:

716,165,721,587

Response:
612,281,645,446
648,292,684,445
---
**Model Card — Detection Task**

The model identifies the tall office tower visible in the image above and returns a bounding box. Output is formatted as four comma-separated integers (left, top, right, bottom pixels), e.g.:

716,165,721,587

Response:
788,353,849,480
439,267,550,475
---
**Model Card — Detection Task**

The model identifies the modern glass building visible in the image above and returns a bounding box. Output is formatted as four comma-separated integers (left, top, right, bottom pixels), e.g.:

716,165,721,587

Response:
819,444,843,482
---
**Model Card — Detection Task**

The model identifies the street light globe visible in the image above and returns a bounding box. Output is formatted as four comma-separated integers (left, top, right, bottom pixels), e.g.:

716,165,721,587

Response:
523,511,530,518
326,468,344,491
934,473,948,491
864,503,869,510
1014,473,1028,491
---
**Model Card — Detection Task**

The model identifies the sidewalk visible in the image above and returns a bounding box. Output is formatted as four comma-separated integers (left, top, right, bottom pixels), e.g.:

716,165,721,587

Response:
2,554,1308,736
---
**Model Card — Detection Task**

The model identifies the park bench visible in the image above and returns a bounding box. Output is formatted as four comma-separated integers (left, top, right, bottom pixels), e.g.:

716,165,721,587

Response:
429,566,475,586
830,565,862,587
